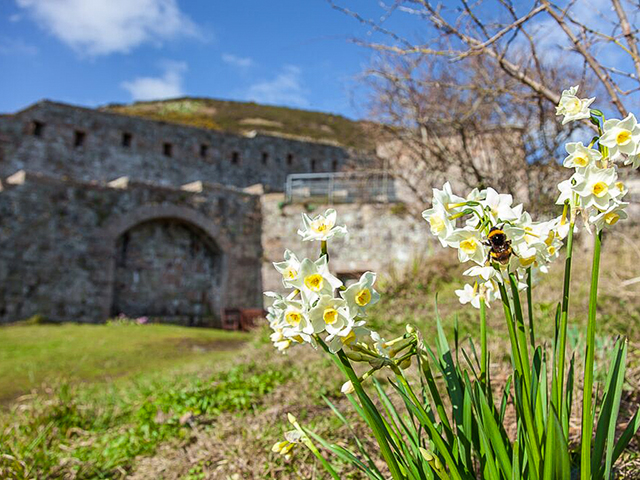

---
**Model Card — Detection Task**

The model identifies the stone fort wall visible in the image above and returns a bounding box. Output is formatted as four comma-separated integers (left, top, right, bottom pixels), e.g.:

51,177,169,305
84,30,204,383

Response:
0,171,263,325
0,101,352,192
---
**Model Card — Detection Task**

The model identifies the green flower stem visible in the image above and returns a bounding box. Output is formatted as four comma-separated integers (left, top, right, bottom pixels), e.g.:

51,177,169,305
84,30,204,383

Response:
321,240,328,259
480,298,488,383
393,368,463,480
526,267,535,346
556,222,575,415
288,415,341,480
581,229,603,480
497,281,541,472
315,336,404,480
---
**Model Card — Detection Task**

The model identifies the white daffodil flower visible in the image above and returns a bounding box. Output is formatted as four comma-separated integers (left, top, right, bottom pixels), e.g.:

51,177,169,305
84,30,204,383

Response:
290,256,342,303
270,328,292,352
341,380,355,395
432,181,467,213
298,208,347,242
308,295,350,335
455,282,495,309
556,177,577,206
600,113,640,159
572,164,620,210
482,188,519,222
280,300,313,335
273,249,301,288
326,321,370,353
563,142,602,172
589,200,629,232
463,265,498,282
272,430,303,460
422,204,455,247
448,227,486,265
624,153,640,169
371,331,391,358
555,85,595,125
341,272,380,317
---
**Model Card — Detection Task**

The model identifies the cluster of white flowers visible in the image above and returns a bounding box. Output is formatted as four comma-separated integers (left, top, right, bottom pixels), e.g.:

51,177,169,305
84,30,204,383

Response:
422,183,568,309
265,209,379,353
556,88,634,232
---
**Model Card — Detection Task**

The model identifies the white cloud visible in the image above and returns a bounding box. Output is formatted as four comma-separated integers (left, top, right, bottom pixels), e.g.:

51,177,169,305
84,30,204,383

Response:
245,65,309,108
15,0,200,56
121,61,187,101
222,53,254,69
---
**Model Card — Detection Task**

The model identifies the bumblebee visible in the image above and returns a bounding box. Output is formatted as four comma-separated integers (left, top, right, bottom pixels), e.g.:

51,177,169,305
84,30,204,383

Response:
485,226,515,265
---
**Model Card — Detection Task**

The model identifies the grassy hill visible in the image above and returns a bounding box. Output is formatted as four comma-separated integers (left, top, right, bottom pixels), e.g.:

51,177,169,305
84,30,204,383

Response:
101,97,374,150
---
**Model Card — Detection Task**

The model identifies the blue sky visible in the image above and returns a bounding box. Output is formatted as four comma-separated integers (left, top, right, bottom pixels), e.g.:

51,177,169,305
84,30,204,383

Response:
0,1,420,119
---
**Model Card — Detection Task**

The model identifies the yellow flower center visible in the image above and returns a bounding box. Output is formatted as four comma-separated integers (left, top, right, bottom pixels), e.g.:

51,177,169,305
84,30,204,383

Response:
429,215,445,234
591,181,609,198
573,155,588,167
323,307,338,325
355,288,372,307
616,130,632,145
616,181,625,192
304,274,324,292
285,311,302,326
283,266,297,280
292,335,304,343
341,331,356,345
547,245,556,256
311,218,332,234
566,98,581,114
459,237,477,254
604,212,620,225
519,255,537,267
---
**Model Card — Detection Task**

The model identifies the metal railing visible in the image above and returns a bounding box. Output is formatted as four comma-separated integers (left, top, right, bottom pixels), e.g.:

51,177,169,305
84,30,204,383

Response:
285,171,396,204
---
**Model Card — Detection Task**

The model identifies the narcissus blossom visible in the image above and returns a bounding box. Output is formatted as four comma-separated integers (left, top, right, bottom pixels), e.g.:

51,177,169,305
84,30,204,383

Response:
341,272,380,317
298,208,347,242
289,256,342,303
555,85,595,125
563,142,602,171
599,113,640,160
273,249,301,288
571,164,621,210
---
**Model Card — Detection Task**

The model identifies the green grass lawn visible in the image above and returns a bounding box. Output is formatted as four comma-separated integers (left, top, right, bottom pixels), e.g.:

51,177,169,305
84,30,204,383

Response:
0,323,248,402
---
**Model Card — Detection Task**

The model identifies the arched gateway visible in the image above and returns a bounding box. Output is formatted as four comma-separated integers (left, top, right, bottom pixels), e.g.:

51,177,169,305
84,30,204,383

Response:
102,205,233,326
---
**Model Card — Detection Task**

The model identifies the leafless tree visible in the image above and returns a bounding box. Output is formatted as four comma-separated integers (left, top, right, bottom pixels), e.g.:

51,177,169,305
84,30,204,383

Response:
334,0,640,212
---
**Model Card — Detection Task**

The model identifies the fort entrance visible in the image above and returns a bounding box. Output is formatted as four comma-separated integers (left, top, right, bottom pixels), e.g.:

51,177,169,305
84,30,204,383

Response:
111,219,223,325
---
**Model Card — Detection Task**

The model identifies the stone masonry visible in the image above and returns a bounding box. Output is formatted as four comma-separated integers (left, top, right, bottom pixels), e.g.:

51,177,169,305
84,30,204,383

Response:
0,101,350,190
0,99,364,324
0,171,262,325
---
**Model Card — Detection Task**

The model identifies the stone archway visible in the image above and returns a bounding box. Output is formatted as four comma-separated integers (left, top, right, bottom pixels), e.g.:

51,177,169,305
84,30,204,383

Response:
101,205,233,326
111,218,222,324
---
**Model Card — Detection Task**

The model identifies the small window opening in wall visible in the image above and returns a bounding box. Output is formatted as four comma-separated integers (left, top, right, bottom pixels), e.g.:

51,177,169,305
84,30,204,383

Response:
73,130,86,148
122,132,132,147
311,159,317,172
231,151,240,165
163,142,173,157
262,152,268,165
31,121,44,137
200,144,209,158
332,159,338,171
287,153,293,166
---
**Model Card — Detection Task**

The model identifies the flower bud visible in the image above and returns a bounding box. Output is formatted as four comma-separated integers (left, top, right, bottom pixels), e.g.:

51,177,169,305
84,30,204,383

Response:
405,324,415,334
341,380,355,395
287,413,297,424
399,357,412,370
